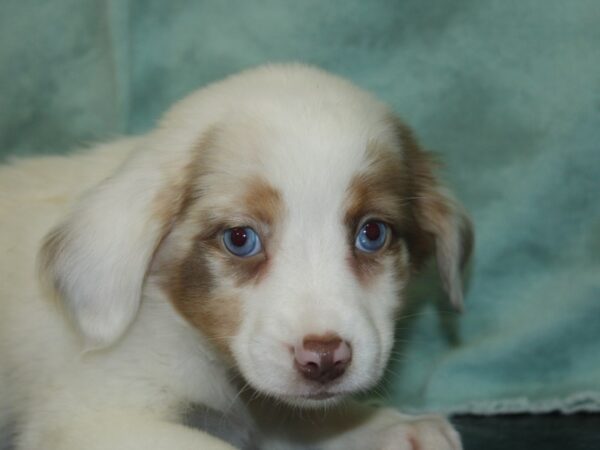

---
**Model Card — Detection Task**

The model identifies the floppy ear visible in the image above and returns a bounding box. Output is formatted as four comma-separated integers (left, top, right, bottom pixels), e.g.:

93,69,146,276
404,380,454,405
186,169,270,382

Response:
398,124,474,310
40,137,192,349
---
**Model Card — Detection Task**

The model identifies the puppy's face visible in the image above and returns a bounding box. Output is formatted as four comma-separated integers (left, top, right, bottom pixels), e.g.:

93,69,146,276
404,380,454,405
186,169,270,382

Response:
42,65,472,407
153,114,451,405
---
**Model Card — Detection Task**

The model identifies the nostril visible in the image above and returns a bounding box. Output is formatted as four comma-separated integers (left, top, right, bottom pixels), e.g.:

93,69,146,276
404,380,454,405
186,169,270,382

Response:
295,359,320,380
333,340,352,366
294,344,322,367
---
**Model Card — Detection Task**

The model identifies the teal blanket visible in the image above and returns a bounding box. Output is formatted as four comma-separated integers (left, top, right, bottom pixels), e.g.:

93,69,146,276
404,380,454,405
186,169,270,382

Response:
1,0,599,415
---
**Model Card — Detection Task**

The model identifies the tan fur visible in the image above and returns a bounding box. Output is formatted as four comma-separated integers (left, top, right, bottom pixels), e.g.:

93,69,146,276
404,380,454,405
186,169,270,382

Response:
386,120,471,271
241,176,285,229
160,167,284,357
344,140,407,233
344,140,409,284
394,119,474,308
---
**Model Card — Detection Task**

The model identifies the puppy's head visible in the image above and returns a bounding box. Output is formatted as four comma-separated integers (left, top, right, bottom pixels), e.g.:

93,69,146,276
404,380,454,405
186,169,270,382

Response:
41,65,473,406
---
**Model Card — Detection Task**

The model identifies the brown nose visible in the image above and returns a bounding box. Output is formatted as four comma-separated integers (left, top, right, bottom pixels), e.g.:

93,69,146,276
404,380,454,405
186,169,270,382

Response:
294,334,352,383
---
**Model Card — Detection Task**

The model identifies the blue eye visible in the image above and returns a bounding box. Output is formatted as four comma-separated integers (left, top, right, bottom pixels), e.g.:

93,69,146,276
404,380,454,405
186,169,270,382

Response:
223,227,262,257
355,221,388,253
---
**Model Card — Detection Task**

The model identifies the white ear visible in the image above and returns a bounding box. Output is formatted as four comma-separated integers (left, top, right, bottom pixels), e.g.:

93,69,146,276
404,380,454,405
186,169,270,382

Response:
40,138,188,349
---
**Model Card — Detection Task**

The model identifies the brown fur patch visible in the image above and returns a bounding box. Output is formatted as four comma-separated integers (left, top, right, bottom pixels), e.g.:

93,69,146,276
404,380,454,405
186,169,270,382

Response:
242,176,285,228
396,126,439,271
394,119,473,271
342,117,470,286
392,117,474,308
159,132,284,357
344,140,410,284
165,236,241,358
344,140,407,232
211,175,284,287
152,129,239,357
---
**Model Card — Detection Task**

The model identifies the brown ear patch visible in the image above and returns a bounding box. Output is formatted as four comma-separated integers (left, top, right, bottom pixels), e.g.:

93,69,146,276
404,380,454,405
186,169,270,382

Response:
393,119,474,308
393,121,444,271
395,121,474,268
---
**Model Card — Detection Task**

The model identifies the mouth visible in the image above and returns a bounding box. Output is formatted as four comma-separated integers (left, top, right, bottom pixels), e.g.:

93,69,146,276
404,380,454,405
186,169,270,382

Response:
279,388,351,406
300,392,337,400
276,391,344,408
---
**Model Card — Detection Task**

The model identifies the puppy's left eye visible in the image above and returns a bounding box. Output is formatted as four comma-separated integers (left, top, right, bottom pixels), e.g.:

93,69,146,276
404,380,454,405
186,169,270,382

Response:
223,227,262,257
355,221,388,253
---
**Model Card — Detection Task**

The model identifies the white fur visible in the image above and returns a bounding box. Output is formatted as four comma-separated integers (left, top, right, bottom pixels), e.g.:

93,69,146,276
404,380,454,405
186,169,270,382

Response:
0,64,467,449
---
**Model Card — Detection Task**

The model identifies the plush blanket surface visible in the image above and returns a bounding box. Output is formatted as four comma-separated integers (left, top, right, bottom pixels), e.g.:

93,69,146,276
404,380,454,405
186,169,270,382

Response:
1,0,599,414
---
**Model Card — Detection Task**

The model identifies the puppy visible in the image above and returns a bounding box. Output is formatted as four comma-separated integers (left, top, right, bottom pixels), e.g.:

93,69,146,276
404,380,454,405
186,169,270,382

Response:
0,64,473,450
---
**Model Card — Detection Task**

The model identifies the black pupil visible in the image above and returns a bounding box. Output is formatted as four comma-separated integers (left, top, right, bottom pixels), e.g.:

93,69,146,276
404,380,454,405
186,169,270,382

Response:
364,222,381,241
230,228,248,247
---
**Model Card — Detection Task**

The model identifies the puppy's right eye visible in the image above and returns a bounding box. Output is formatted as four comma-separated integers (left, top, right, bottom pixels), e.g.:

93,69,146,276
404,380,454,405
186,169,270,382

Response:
223,227,262,257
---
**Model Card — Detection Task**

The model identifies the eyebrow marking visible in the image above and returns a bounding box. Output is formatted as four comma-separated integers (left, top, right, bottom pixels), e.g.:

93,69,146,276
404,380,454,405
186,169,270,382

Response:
344,140,406,233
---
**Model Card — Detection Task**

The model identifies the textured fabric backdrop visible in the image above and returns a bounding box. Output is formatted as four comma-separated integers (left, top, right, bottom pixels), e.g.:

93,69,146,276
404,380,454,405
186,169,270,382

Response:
1,0,599,415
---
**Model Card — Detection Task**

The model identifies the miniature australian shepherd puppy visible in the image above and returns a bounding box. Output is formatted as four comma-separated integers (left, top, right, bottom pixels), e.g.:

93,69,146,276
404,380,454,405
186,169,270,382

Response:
0,64,473,450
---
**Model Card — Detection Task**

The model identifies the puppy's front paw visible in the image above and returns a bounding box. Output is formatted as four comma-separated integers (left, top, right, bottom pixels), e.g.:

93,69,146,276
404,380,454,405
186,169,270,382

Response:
379,415,462,450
